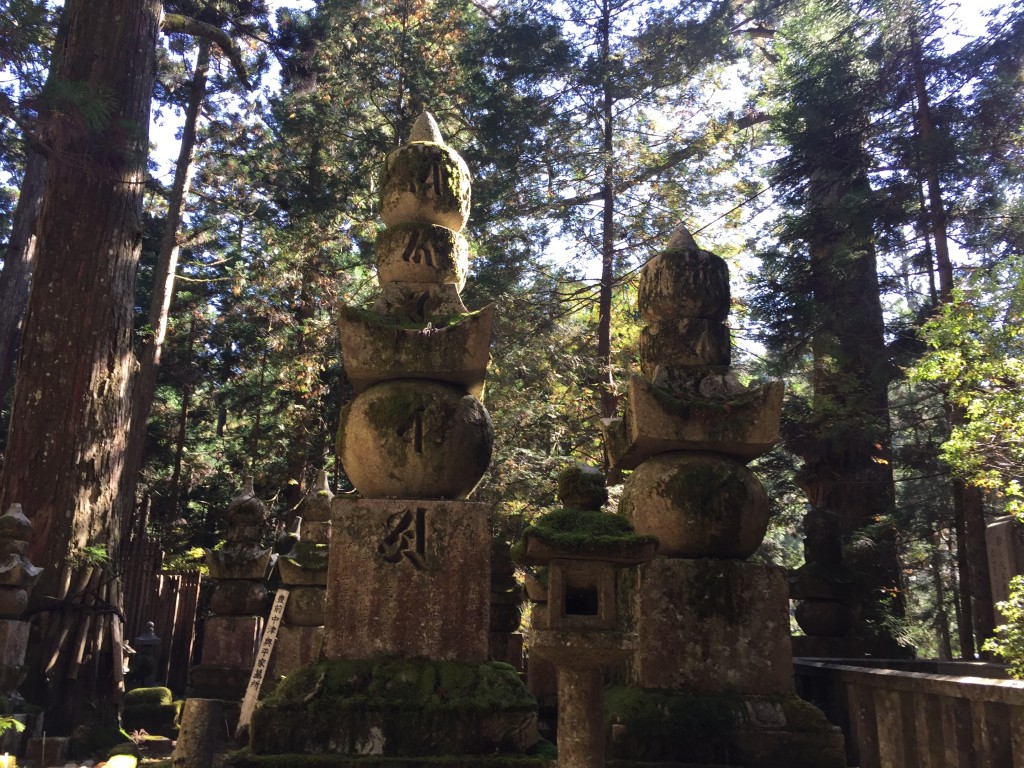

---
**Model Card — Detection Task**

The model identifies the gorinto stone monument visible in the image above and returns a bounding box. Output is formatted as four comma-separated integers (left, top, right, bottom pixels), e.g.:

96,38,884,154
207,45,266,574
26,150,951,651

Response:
601,225,847,767
245,113,542,765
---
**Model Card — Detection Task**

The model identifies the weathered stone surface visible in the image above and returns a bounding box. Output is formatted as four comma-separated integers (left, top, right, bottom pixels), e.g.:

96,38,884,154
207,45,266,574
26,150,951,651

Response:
225,477,268,539
173,698,222,768
553,665,606,768
200,615,263,668
0,619,29,665
381,142,471,231
631,558,794,695
337,381,493,500
604,376,784,471
188,664,251,700
639,318,730,372
638,247,730,322
532,628,637,667
325,499,491,662
0,504,32,541
372,281,470,322
209,580,267,616
0,556,22,587
283,585,326,626
338,304,494,399
377,224,469,289
0,539,28,556
300,520,331,545
606,687,845,768
277,554,328,586
268,625,324,679
619,451,770,559
0,587,28,618
648,364,743,399
205,546,273,580
300,470,334,522
250,659,538,757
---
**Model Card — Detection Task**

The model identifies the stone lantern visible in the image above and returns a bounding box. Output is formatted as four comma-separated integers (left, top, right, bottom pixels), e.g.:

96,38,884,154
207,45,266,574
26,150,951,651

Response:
515,466,657,768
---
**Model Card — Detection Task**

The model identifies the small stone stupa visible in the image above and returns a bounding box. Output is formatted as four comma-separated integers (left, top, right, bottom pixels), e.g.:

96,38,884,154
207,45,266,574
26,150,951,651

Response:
246,113,542,765
602,225,846,767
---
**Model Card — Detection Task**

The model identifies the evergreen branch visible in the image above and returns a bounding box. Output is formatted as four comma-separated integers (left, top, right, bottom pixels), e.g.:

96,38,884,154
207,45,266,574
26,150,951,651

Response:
160,13,252,91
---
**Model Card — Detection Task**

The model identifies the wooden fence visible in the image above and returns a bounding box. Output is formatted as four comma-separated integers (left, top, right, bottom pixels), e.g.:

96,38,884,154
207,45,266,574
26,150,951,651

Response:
795,658,1024,768
121,537,203,693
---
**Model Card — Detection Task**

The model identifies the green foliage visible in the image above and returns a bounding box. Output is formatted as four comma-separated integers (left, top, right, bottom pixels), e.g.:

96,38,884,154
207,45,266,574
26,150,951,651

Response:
912,257,1024,515
983,575,1024,678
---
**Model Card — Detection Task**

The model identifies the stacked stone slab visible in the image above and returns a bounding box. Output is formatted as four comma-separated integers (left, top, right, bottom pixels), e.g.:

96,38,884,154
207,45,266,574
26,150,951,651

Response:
0,504,41,708
602,226,845,767
191,477,272,702
269,470,331,680
247,113,541,765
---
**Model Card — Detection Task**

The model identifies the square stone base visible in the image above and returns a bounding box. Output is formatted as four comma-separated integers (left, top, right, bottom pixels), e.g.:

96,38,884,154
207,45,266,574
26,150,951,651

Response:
325,499,491,662
631,559,794,695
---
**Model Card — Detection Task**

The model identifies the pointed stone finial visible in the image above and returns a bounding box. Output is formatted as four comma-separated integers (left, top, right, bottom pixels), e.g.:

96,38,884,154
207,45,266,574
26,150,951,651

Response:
409,111,444,145
666,223,698,252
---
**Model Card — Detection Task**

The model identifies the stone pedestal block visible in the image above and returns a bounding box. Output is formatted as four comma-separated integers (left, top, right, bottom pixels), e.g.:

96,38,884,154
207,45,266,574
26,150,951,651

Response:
283,586,326,626
200,615,263,668
209,580,267,615
269,625,324,680
604,375,784,471
337,304,494,399
631,558,793,695
325,499,491,662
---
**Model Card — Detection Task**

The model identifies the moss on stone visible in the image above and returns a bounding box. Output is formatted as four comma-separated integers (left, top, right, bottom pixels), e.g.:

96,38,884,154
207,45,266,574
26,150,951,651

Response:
605,686,741,763
251,659,537,757
124,686,173,707
284,541,329,570
511,508,657,562
556,466,608,510
383,143,469,215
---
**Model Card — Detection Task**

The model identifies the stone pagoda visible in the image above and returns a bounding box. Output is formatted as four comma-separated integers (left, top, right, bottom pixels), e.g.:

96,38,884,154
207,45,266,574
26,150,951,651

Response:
246,113,541,765
602,225,846,767
192,477,273,705
0,504,42,710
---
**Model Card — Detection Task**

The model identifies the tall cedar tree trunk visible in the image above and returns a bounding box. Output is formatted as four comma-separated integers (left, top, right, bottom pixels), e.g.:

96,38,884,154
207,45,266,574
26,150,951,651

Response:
0,150,45,411
910,19,995,653
119,39,210,543
801,158,907,657
596,0,617,420
0,0,160,729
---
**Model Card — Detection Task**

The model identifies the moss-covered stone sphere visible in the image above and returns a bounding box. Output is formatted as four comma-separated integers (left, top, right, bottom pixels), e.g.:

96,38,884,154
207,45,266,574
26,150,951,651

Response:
381,142,471,231
556,465,608,510
338,380,492,499
377,223,469,289
618,451,769,558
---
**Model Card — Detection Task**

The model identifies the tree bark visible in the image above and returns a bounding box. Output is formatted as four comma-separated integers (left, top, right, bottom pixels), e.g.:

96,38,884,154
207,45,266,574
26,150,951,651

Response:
0,150,45,412
0,0,160,727
596,0,617,421
910,14,996,653
119,39,210,539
